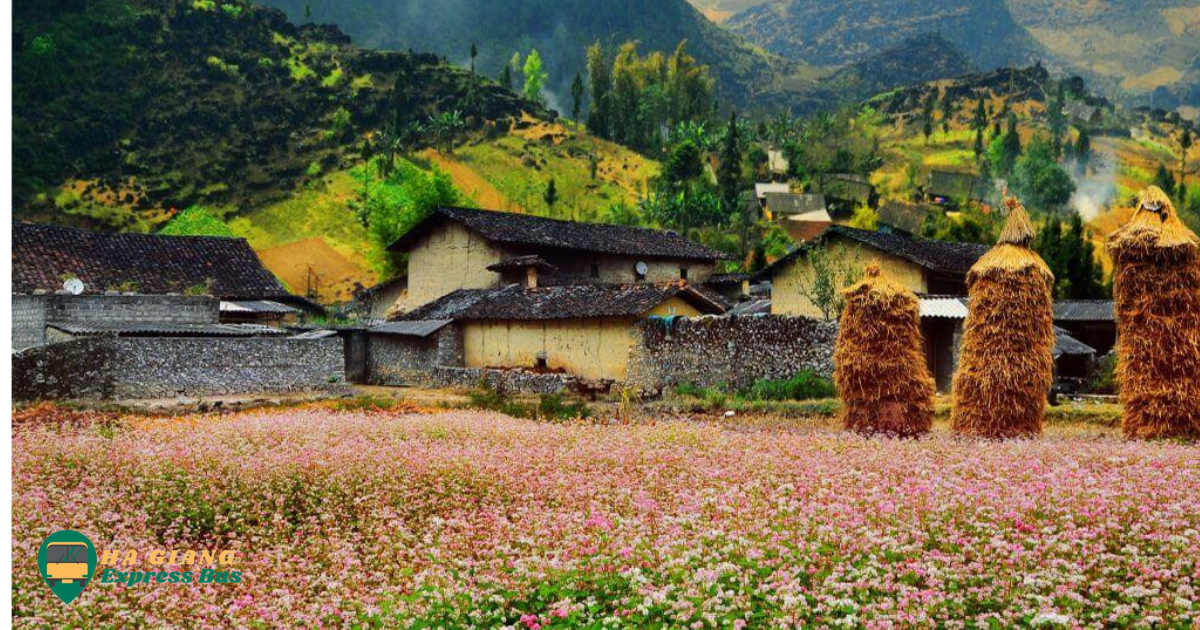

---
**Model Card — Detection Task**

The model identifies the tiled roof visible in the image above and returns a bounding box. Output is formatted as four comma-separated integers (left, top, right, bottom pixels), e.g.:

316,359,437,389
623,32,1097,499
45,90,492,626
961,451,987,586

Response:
756,226,989,281
395,282,727,322
47,323,288,337
1053,300,1115,322
219,300,299,314
765,192,826,216
878,200,936,234
705,273,751,285
388,206,730,261
927,171,993,202
815,174,874,203
486,255,556,272
1054,327,1097,358
726,299,772,316
13,222,289,299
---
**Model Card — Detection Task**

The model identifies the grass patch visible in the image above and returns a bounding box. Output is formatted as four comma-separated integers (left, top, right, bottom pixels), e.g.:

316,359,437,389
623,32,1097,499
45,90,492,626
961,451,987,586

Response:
465,387,591,421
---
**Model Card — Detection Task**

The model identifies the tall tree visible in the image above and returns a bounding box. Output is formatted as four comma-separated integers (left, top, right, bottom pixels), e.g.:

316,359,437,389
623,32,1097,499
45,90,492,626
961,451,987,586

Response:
469,43,477,74
585,42,611,138
1048,83,1067,158
570,72,585,121
1181,128,1193,187
498,64,512,91
1075,127,1092,169
522,50,547,104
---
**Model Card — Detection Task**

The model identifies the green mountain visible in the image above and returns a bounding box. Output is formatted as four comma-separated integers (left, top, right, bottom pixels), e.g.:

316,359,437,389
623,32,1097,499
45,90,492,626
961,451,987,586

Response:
254,0,822,113
14,0,540,229
725,0,1045,72
818,34,976,105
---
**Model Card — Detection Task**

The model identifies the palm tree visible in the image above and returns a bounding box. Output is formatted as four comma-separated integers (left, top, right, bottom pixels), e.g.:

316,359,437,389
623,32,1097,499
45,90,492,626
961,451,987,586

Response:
428,110,464,155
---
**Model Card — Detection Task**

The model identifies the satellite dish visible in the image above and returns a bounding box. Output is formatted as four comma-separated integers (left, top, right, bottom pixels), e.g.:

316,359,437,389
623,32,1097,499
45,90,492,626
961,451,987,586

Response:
63,278,84,295
635,261,649,276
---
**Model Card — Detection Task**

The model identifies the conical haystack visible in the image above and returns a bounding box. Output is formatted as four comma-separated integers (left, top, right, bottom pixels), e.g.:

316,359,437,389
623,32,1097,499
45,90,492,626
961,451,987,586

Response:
951,198,1055,438
1107,186,1200,439
835,263,935,436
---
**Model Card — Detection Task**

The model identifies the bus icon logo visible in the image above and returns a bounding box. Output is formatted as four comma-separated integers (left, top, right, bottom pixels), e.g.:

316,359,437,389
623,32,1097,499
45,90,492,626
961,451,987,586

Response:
37,530,97,604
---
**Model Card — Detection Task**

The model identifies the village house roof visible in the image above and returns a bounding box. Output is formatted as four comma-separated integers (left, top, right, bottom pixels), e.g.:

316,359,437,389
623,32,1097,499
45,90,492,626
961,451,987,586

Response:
387,206,730,262
755,182,790,199
926,171,993,202
219,300,299,315
767,149,789,174
394,282,728,322
764,192,827,216
725,298,772,316
1053,300,1115,322
814,174,874,205
12,222,291,300
918,295,970,319
756,226,989,281
1053,326,1097,358
705,272,752,286
1064,101,1100,123
877,200,936,234
369,319,455,338
47,322,289,338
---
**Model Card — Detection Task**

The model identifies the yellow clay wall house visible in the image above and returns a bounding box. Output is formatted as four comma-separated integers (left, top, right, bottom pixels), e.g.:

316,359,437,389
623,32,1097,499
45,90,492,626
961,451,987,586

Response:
771,240,928,318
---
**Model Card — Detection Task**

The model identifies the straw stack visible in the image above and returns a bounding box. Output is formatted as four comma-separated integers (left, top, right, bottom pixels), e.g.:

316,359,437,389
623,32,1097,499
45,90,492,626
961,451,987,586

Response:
1107,186,1200,439
834,263,935,437
951,198,1055,438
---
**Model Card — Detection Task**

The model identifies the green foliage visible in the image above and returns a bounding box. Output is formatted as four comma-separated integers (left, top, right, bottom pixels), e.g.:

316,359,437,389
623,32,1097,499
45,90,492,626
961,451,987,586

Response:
158,206,235,237
847,204,879,230
521,49,547,104
466,388,590,421
350,157,462,252
1034,212,1108,299
192,0,216,11
796,244,865,320
747,370,837,401
220,3,244,18
1012,137,1075,211
920,205,997,245
1087,353,1118,395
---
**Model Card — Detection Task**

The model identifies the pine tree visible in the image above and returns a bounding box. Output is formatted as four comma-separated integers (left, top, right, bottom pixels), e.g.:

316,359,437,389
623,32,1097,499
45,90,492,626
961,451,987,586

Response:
570,72,585,122
544,178,558,207
1075,127,1092,169
585,42,611,139
469,43,477,73
498,65,512,91
998,115,1022,176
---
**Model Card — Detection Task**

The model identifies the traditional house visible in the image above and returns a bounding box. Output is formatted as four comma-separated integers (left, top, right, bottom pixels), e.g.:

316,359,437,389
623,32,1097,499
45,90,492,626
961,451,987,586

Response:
369,282,727,382
1053,300,1116,356
813,174,876,217
767,149,789,178
351,276,409,322
877,200,936,236
385,206,731,314
1064,101,1101,126
924,171,993,207
754,182,791,203
761,192,827,221
756,226,989,318
12,222,316,325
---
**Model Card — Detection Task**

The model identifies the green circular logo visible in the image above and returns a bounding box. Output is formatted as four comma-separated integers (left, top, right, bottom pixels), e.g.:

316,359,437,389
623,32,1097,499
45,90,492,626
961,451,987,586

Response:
37,530,98,604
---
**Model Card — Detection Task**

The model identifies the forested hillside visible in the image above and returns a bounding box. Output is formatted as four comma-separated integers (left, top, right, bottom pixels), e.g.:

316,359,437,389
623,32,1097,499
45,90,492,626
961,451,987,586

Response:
256,0,823,114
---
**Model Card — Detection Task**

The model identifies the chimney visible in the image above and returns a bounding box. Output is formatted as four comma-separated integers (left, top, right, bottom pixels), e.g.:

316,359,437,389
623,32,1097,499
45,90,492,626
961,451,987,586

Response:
525,265,538,289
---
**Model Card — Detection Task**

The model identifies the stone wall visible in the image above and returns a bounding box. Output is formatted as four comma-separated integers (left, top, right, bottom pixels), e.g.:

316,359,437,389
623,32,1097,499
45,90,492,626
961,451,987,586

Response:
366,328,464,386
13,336,345,401
11,294,218,351
12,295,47,351
624,315,838,393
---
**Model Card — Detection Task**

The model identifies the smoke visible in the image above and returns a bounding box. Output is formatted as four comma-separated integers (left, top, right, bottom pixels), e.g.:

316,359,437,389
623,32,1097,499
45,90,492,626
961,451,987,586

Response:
1066,156,1117,221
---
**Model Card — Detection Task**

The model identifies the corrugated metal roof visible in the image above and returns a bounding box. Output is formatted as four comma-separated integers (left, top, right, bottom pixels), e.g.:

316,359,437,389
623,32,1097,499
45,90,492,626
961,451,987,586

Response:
1053,300,1115,322
220,300,299,314
1054,327,1097,357
369,320,454,338
726,299,772,316
919,296,969,319
47,323,288,337
755,182,790,199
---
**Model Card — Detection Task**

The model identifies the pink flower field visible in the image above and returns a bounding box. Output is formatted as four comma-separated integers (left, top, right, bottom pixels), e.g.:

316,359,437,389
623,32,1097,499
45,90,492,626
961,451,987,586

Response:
12,407,1200,629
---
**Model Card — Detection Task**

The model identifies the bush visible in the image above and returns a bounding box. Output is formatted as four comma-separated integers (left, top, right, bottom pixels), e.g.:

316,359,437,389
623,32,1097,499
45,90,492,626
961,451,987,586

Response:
467,388,590,421
747,370,836,401
1087,353,1118,394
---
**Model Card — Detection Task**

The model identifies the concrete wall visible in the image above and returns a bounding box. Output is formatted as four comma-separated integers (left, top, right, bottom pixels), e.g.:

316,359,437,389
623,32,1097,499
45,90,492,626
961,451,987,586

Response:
462,318,638,380
624,315,838,393
13,336,345,401
11,294,219,351
771,238,928,317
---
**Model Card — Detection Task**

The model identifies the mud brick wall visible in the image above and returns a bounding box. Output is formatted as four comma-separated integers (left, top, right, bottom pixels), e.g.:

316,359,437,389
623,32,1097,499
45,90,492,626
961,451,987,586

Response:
624,315,838,394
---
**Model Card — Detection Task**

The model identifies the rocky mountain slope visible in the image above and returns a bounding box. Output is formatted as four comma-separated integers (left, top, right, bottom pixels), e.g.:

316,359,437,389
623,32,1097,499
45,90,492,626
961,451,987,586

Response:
725,0,1045,72
255,0,822,113
14,0,542,229
1006,0,1200,107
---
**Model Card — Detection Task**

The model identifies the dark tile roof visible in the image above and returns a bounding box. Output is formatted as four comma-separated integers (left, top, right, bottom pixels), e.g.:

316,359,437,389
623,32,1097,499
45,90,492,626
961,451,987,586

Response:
756,226,989,281
926,171,993,202
47,322,288,337
486,255,556,272
764,193,826,216
877,200,936,234
395,282,727,322
388,206,731,261
705,273,751,286
13,222,289,300
369,320,454,338
1054,327,1097,358
815,174,874,204
1054,300,1115,322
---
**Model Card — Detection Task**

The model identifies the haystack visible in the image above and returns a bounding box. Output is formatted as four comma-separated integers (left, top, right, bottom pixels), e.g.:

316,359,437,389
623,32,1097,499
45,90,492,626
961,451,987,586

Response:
834,263,935,436
951,198,1055,438
1107,186,1200,439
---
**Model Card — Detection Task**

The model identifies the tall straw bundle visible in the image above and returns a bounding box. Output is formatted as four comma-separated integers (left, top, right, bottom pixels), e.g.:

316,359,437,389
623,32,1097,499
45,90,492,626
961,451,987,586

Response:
835,263,935,436
951,198,1055,438
1107,186,1200,440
